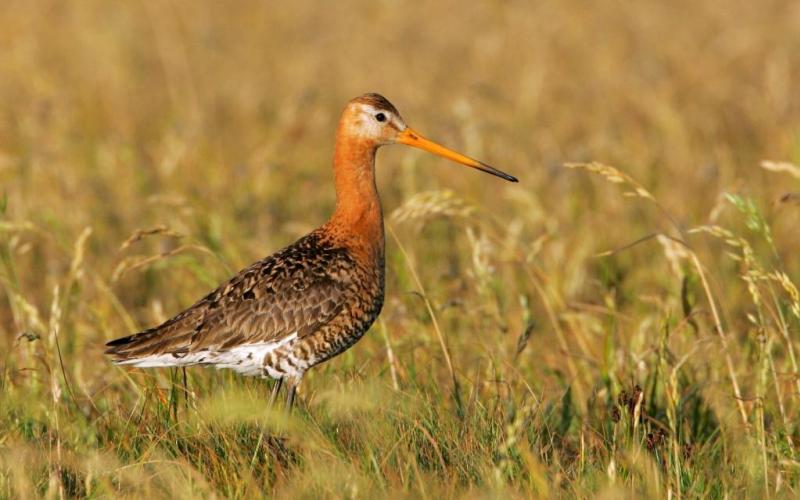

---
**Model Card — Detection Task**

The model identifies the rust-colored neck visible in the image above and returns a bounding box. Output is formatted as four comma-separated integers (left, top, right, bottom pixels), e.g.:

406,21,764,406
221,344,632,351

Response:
327,124,384,262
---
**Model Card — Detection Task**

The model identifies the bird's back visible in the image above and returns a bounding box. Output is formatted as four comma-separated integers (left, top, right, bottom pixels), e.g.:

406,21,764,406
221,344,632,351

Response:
106,227,384,378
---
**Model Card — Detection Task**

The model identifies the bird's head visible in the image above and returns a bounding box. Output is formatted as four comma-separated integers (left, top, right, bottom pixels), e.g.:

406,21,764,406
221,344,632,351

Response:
339,93,518,182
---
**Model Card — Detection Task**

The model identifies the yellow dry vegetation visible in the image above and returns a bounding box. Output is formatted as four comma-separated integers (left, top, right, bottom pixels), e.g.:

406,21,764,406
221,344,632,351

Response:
1,0,800,497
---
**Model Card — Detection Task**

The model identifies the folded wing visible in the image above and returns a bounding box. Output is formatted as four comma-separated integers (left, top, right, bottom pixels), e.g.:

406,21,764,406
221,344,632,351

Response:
105,234,353,374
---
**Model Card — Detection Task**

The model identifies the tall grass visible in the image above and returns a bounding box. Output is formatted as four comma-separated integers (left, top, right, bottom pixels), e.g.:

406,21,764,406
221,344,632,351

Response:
2,0,800,497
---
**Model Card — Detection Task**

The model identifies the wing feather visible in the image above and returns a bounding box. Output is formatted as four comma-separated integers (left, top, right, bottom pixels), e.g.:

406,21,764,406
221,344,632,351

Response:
105,232,353,364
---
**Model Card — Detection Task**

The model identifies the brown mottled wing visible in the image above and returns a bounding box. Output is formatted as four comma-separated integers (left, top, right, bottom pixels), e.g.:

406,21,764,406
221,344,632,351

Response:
105,233,353,361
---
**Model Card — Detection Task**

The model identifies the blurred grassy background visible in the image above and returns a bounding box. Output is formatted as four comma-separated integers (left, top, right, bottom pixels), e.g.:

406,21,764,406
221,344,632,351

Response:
2,0,800,497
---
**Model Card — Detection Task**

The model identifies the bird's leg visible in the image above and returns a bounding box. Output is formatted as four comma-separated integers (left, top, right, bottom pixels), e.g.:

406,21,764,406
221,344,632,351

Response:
182,367,189,412
285,380,297,414
268,377,283,410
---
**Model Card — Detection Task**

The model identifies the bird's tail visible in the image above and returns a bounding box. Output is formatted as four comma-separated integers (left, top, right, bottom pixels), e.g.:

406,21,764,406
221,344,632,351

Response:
105,326,194,367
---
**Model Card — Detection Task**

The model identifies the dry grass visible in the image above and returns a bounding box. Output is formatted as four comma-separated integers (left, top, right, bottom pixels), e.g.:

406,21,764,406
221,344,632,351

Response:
2,0,800,497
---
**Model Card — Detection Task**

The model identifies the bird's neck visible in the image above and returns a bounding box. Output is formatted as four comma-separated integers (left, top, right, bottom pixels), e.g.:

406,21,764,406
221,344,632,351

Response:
328,135,385,260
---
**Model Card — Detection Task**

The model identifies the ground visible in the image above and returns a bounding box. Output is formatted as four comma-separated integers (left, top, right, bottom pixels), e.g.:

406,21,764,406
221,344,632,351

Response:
2,0,800,497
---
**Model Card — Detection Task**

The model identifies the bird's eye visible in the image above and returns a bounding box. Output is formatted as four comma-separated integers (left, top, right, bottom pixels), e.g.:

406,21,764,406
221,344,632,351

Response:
375,113,386,122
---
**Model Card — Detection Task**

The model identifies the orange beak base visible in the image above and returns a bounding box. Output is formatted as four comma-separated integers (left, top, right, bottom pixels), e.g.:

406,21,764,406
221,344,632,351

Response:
396,128,518,183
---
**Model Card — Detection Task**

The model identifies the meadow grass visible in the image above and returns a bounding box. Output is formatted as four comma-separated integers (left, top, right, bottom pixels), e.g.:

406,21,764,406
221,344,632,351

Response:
2,0,800,497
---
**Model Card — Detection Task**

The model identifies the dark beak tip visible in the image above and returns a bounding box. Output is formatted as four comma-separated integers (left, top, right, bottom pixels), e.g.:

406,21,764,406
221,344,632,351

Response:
478,162,519,183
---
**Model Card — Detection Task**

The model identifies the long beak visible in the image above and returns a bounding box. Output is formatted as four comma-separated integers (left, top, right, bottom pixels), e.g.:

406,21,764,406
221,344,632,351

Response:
396,128,518,183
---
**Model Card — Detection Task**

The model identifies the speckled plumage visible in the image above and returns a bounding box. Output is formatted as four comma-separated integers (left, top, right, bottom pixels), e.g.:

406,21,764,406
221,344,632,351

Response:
105,226,384,381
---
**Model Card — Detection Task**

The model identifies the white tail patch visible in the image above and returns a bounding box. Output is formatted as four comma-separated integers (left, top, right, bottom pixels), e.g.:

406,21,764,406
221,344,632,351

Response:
114,334,298,378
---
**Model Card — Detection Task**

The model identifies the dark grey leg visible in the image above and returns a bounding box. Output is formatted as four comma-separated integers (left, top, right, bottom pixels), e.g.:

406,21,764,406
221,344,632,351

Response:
268,378,283,409
285,382,297,414
182,367,189,412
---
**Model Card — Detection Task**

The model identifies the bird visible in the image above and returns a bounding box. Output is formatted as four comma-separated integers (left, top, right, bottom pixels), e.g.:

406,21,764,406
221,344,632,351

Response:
105,93,517,411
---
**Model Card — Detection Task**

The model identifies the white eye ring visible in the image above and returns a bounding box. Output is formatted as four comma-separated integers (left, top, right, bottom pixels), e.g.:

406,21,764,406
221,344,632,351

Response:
375,113,387,122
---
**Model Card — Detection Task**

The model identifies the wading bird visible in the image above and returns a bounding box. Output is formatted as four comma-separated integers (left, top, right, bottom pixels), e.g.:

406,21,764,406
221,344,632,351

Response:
105,93,517,410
